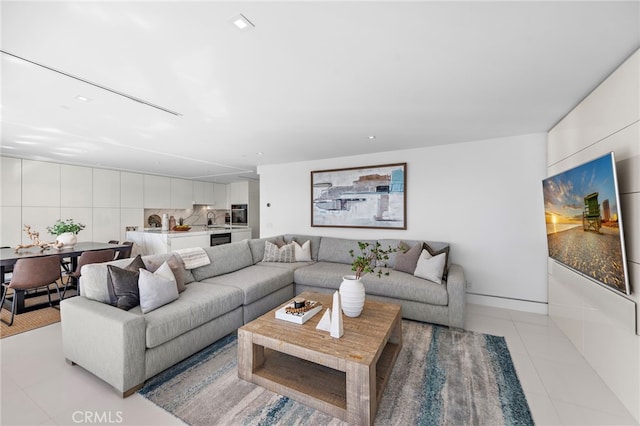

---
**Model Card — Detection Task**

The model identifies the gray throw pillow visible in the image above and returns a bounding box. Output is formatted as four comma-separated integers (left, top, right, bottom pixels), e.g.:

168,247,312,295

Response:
106,254,146,306
107,265,140,310
394,242,423,274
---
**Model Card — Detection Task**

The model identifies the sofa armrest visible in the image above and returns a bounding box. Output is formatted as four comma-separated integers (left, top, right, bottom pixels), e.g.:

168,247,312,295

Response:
446,264,466,329
60,296,146,396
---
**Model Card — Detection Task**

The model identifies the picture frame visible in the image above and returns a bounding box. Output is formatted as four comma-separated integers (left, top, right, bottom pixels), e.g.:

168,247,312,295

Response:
311,162,406,229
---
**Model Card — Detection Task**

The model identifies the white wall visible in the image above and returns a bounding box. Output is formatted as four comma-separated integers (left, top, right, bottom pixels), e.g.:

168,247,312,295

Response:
258,132,549,311
547,49,640,422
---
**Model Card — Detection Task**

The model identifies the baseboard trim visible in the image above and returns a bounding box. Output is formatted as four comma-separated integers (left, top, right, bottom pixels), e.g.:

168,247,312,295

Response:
466,293,548,314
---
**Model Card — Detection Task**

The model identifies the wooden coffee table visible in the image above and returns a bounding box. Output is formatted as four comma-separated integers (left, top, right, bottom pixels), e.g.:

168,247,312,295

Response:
238,291,402,426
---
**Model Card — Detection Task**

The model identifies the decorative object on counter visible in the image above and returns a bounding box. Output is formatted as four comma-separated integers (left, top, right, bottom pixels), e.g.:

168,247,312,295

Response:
14,225,63,252
340,241,398,317
148,214,161,228
161,214,169,231
178,217,184,226
330,291,343,338
47,218,85,247
169,216,176,231
173,225,191,232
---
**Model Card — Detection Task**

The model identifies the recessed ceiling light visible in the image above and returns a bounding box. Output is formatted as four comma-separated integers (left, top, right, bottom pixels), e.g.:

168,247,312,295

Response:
230,14,255,31
256,152,263,156
75,95,92,102
368,135,377,140
14,140,39,145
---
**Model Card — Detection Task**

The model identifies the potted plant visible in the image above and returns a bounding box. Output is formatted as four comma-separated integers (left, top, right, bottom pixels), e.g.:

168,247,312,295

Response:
47,219,85,247
341,242,397,317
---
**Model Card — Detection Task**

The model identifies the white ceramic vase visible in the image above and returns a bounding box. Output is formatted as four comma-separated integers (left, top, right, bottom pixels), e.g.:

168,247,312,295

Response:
56,232,77,247
339,275,365,317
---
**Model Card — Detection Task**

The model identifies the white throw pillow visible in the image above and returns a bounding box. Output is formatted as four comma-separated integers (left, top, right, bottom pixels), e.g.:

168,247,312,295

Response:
414,249,447,284
138,262,179,314
293,240,312,262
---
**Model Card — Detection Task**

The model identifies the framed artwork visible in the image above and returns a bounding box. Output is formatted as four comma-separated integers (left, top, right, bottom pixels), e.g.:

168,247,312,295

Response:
311,162,406,229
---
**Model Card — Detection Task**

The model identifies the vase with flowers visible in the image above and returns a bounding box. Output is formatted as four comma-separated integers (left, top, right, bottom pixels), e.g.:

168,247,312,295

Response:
340,241,397,317
47,219,85,247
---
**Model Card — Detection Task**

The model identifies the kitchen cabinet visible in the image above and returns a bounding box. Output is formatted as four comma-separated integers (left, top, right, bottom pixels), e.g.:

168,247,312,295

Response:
193,181,215,205
169,234,210,251
213,183,227,208
231,229,251,243
228,181,248,205
1,157,21,206
22,160,60,207
1,206,22,247
93,169,120,208
143,175,170,208
121,172,144,208
171,178,193,209
61,165,92,207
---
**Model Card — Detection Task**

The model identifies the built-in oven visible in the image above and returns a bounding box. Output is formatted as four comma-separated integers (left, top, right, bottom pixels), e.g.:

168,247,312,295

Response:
230,204,248,225
210,232,232,246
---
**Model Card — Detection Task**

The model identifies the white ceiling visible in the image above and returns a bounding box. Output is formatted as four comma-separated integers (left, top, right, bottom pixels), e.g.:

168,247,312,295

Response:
1,1,639,183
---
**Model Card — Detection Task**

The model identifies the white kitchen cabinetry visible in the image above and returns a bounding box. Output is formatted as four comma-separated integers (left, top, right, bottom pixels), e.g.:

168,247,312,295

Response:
121,172,144,208
1,157,21,206
61,165,92,207
22,160,60,207
169,234,210,251
93,169,120,208
144,175,170,208
171,178,193,209
193,181,215,205
213,183,227,208
231,229,251,243
228,181,249,205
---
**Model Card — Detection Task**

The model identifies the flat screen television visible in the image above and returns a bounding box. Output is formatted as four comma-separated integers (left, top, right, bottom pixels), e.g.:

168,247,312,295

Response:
542,152,630,296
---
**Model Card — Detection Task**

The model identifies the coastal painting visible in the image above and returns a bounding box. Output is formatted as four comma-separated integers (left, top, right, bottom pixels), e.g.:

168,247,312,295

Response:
542,152,629,295
311,163,406,229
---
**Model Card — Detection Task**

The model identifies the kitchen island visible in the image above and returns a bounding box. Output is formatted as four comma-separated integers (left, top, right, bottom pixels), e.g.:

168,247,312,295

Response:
126,227,252,256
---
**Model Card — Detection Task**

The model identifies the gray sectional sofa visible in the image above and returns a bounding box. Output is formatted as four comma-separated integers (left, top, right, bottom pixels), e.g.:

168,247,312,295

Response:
60,234,466,397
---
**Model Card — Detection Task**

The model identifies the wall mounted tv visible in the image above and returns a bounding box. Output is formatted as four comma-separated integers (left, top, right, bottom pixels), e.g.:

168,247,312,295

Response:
542,152,630,296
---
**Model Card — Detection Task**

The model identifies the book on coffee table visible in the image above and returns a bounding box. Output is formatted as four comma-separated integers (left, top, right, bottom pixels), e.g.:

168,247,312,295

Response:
275,301,322,324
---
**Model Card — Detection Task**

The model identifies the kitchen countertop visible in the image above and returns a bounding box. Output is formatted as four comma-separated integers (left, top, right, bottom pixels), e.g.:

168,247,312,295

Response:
132,227,251,237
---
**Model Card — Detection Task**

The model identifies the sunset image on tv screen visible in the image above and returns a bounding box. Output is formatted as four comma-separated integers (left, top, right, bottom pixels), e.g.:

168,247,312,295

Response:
542,153,629,295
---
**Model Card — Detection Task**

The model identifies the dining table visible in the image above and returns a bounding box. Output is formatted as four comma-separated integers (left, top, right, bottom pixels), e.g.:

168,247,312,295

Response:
0,242,129,314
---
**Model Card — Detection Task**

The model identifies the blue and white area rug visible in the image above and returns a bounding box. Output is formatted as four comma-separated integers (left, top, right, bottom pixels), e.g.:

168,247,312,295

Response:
140,320,534,426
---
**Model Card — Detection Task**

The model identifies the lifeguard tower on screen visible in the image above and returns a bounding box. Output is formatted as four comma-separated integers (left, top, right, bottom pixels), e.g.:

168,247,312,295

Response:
583,192,601,233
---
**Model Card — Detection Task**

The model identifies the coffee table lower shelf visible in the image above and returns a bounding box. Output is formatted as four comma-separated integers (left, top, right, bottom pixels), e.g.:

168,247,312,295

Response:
244,340,401,422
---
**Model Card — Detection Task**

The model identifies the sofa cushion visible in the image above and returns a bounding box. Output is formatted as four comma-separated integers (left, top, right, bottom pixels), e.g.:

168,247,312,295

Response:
394,242,423,274
107,263,142,310
293,261,354,290
192,241,254,281
145,254,187,293
138,263,179,314
414,249,447,285
143,253,195,285
317,237,376,265
128,281,243,349
204,265,293,305
262,241,296,262
247,236,285,264
284,234,322,260
376,239,420,268
361,270,449,306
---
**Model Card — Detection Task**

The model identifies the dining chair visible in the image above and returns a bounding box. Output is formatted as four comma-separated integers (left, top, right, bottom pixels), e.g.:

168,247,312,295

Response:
1,255,62,326
63,249,116,298
114,241,133,260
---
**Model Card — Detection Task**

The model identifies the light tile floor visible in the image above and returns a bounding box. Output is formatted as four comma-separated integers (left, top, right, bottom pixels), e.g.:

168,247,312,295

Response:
1,303,638,425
